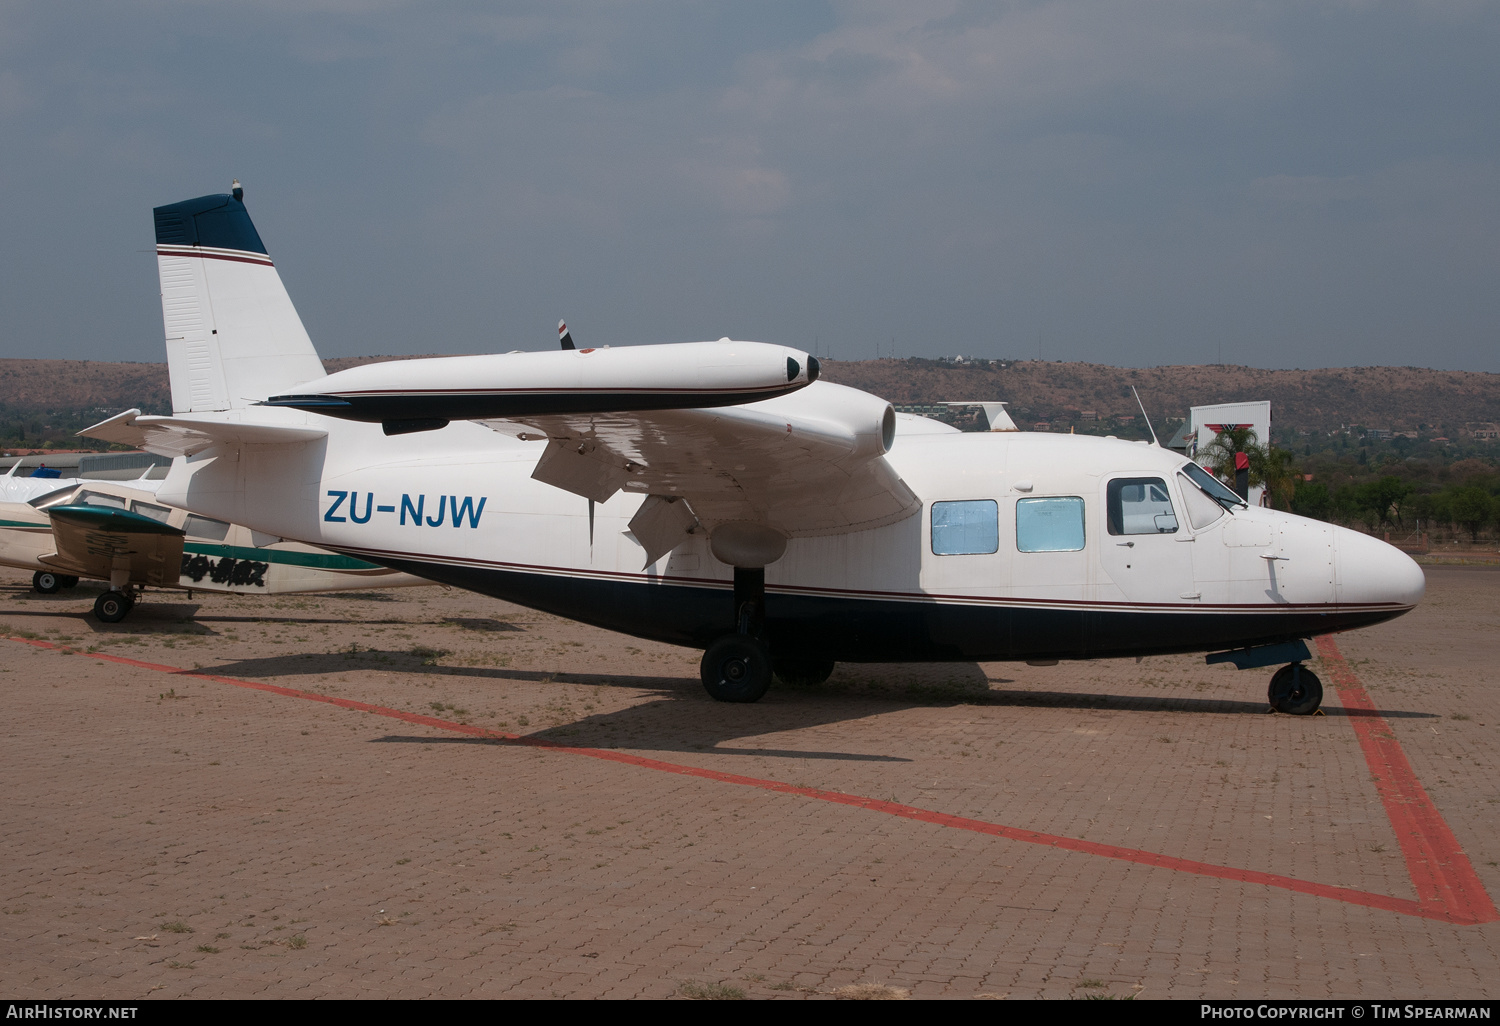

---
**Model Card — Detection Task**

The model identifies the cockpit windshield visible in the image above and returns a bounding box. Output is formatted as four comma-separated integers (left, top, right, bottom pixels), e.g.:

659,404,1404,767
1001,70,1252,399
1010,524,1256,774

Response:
27,486,79,510
1180,462,1246,511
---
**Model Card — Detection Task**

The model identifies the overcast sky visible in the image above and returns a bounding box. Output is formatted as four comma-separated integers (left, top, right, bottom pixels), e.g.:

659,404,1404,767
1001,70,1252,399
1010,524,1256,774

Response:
1,1,1497,369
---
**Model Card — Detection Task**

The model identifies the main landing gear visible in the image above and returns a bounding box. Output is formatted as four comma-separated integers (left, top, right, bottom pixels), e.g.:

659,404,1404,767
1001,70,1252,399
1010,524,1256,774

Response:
92,588,136,624
700,567,774,703
32,570,80,594
698,565,838,702
1268,662,1323,716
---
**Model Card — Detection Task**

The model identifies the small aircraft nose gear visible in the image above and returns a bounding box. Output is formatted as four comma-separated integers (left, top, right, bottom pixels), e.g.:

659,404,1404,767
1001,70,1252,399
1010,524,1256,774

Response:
92,589,135,624
1268,663,1323,716
1206,640,1322,714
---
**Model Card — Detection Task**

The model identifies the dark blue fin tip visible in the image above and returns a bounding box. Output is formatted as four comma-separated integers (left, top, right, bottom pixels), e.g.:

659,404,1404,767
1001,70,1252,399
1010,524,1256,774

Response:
153,193,268,254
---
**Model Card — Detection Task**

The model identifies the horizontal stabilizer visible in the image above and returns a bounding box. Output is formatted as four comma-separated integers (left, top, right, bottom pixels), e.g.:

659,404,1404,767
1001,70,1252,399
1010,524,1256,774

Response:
46,504,186,588
262,341,819,424
79,408,326,458
48,504,186,537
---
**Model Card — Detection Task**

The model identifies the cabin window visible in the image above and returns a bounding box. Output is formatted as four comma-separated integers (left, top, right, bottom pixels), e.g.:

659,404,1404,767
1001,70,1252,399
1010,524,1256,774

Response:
184,514,231,542
130,501,174,524
1107,477,1178,535
931,499,999,555
1016,496,1085,552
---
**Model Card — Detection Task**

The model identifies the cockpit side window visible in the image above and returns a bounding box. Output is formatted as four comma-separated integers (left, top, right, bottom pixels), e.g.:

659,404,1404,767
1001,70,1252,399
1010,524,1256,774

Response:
1181,462,1245,510
1107,477,1178,535
1177,472,1226,530
73,490,127,510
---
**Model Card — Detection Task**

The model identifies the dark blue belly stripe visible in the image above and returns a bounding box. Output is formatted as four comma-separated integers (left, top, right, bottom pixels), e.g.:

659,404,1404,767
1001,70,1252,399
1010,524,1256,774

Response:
371,558,1405,662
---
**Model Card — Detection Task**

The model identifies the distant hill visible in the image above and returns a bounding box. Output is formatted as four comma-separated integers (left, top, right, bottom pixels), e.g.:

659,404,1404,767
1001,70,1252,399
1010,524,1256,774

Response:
0,355,1496,436
819,359,1500,434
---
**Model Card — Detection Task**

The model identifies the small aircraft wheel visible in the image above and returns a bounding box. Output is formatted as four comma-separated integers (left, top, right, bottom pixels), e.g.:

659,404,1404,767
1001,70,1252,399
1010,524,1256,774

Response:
700,634,773,703
59,576,79,589
93,591,132,624
1269,663,1323,715
773,658,836,687
32,570,61,594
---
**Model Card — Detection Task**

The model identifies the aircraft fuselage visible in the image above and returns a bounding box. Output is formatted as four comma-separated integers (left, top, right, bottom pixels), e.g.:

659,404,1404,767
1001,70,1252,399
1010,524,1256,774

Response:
156,416,1424,663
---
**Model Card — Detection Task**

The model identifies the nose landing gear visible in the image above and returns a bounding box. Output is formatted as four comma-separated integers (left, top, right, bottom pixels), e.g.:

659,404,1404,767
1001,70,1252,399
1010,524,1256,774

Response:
1205,640,1324,715
1268,662,1323,715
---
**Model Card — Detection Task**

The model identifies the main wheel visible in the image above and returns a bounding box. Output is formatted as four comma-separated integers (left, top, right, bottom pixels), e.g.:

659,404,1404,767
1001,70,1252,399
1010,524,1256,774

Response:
59,576,79,589
700,635,773,703
1269,663,1323,715
92,591,131,624
773,658,836,687
32,570,61,594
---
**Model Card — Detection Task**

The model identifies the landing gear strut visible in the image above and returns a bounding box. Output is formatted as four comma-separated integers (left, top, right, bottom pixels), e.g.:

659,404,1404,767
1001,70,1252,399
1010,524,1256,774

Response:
1268,662,1323,715
699,566,773,703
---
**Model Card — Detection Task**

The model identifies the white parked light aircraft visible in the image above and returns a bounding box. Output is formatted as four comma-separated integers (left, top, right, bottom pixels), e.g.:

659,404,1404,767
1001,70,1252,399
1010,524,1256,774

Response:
83,185,1425,713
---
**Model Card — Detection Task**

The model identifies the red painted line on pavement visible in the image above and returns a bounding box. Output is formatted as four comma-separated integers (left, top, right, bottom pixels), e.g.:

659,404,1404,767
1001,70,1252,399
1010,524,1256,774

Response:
8,633,1492,925
1315,635,1497,925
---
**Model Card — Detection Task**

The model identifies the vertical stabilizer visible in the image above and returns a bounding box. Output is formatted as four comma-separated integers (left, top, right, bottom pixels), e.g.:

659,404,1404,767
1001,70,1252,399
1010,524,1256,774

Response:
153,186,325,412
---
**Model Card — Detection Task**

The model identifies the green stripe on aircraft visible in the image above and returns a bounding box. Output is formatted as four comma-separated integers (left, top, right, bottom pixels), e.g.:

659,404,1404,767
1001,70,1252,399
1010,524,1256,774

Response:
183,542,382,571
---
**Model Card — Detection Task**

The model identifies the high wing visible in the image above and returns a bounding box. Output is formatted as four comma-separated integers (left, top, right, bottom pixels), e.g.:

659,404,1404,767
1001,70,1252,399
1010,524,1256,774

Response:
80,408,326,458
80,343,920,567
482,380,920,565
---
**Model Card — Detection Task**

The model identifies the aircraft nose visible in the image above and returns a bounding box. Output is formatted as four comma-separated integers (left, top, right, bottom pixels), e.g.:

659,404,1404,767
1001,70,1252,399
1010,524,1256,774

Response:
1333,526,1426,608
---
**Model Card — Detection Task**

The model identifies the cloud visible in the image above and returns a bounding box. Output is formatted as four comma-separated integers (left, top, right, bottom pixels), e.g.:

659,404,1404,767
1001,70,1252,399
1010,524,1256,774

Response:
0,1,1497,370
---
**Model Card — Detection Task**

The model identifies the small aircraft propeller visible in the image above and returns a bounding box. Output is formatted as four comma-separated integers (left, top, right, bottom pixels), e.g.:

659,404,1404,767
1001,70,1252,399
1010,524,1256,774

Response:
558,320,575,350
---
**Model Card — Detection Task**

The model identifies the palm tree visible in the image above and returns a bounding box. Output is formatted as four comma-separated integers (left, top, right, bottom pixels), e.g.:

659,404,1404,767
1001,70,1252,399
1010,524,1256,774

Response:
1198,427,1299,509
1198,427,1259,499
1255,445,1299,512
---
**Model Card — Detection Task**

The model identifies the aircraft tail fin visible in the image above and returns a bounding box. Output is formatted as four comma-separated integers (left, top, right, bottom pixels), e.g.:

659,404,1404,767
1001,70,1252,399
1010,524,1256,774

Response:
153,183,325,413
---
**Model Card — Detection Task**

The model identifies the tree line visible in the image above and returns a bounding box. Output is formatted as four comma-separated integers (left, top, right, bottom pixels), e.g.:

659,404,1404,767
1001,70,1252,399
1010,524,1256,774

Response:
1199,429,1498,543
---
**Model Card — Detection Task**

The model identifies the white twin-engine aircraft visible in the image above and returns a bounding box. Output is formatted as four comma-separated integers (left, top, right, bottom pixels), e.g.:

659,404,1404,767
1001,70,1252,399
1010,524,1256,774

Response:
84,186,1425,714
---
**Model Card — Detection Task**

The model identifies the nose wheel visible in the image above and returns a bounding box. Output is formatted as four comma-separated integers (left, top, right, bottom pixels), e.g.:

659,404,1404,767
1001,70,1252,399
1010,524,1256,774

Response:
1269,663,1323,715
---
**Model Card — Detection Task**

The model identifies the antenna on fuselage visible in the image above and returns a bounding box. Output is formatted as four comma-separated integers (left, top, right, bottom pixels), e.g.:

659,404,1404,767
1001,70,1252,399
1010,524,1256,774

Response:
1132,386,1161,447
